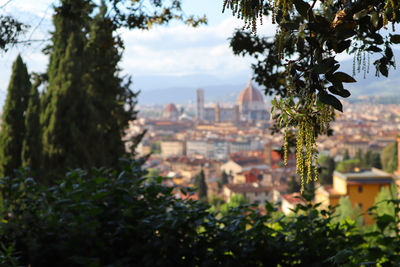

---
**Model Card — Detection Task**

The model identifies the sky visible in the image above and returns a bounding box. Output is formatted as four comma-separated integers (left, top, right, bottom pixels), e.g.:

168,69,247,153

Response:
0,0,398,107
0,0,278,107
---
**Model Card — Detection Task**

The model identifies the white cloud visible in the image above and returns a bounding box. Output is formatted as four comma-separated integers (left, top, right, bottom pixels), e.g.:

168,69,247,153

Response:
120,16,276,79
0,4,278,106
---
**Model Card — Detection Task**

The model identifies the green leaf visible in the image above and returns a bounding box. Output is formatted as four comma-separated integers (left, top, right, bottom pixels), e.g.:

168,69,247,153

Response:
313,57,336,74
281,22,298,31
379,64,389,77
370,11,379,28
318,92,343,112
333,72,356,83
336,40,351,53
328,86,351,98
306,36,319,48
293,0,310,18
391,34,400,44
376,214,393,231
353,9,368,20
367,46,382,52
385,46,393,59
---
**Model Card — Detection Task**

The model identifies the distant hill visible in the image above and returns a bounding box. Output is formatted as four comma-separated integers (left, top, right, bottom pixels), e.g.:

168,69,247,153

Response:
135,51,400,105
137,83,250,105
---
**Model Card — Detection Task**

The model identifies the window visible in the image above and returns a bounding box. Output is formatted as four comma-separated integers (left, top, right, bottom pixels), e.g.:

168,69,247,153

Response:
358,203,363,210
358,186,363,193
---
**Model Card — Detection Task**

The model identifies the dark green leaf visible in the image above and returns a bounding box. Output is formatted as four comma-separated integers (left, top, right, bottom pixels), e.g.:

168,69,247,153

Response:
306,36,319,48
318,92,343,112
370,11,379,28
391,34,400,44
313,57,336,74
293,0,310,18
281,22,298,31
328,86,351,98
379,64,388,77
385,46,393,59
377,214,393,231
308,22,328,34
353,9,368,20
336,40,351,53
367,46,382,52
333,72,356,83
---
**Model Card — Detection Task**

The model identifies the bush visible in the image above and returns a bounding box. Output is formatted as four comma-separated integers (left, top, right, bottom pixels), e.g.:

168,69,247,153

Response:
1,160,400,266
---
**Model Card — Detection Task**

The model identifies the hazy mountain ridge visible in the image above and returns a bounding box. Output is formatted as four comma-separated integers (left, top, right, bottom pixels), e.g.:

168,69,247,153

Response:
135,51,400,105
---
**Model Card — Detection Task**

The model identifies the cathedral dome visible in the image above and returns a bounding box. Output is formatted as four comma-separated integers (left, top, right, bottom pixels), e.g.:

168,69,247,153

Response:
164,103,178,113
164,103,179,120
238,80,265,105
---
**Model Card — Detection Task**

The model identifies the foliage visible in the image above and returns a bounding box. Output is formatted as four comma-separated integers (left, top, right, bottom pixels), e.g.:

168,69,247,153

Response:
287,175,301,193
333,196,364,227
194,169,208,201
2,161,400,265
343,149,350,160
106,0,207,29
145,168,160,183
374,184,398,217
336,149,382,173
336,158,361,173
0,15,27,51
0,55,31,177
318,154,335,185
0,162,400,266
220,194,248,216
85,1,138,168
381,141,398,173
21,73,42,174
227,0,400,189
221,170,229,185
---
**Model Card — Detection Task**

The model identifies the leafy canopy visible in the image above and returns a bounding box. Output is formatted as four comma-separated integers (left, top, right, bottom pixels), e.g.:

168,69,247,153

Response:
224,0,400,190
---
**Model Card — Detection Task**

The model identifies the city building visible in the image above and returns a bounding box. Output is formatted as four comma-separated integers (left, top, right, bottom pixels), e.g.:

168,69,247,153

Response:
161,140,185,157
315,168,393,225
196,80,268,123
163,103,179,120
223,183,272,204
196,89,204,121
238,79,269,121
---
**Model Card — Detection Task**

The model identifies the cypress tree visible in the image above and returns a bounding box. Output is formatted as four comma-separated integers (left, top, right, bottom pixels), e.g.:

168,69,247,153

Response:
21,74,42,173
221,170,229,185
41,0,93,180
343,149,350,160
195,169,208,201
84,1,135,167
0,55,31,177
42,32,92,178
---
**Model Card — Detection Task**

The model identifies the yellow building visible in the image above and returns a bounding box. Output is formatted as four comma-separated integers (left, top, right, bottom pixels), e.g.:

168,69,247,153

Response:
160,141,185,157
315,168,393,225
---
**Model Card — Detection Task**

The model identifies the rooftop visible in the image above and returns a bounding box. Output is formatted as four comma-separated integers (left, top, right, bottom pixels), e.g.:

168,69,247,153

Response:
225,183,271,193
334,168,393,183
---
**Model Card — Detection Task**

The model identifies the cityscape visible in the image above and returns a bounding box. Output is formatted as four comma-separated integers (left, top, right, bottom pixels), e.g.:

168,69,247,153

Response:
1,0,400,265
126,78,400,224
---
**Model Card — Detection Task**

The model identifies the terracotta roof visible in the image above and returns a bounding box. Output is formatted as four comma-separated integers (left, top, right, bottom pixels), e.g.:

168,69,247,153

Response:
164,103,178,113
281,193,305,205
224,183,271,193
238,79,264,104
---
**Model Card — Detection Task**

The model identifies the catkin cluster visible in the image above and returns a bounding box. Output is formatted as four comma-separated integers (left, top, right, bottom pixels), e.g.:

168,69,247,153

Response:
317,104,333,134
352,49,370,78
222,0,264,33
283,104,332,193
293,120,317,192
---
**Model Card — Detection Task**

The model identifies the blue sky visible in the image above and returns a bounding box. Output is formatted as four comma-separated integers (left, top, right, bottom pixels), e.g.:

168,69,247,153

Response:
0,0,279,107
1,1,397,107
